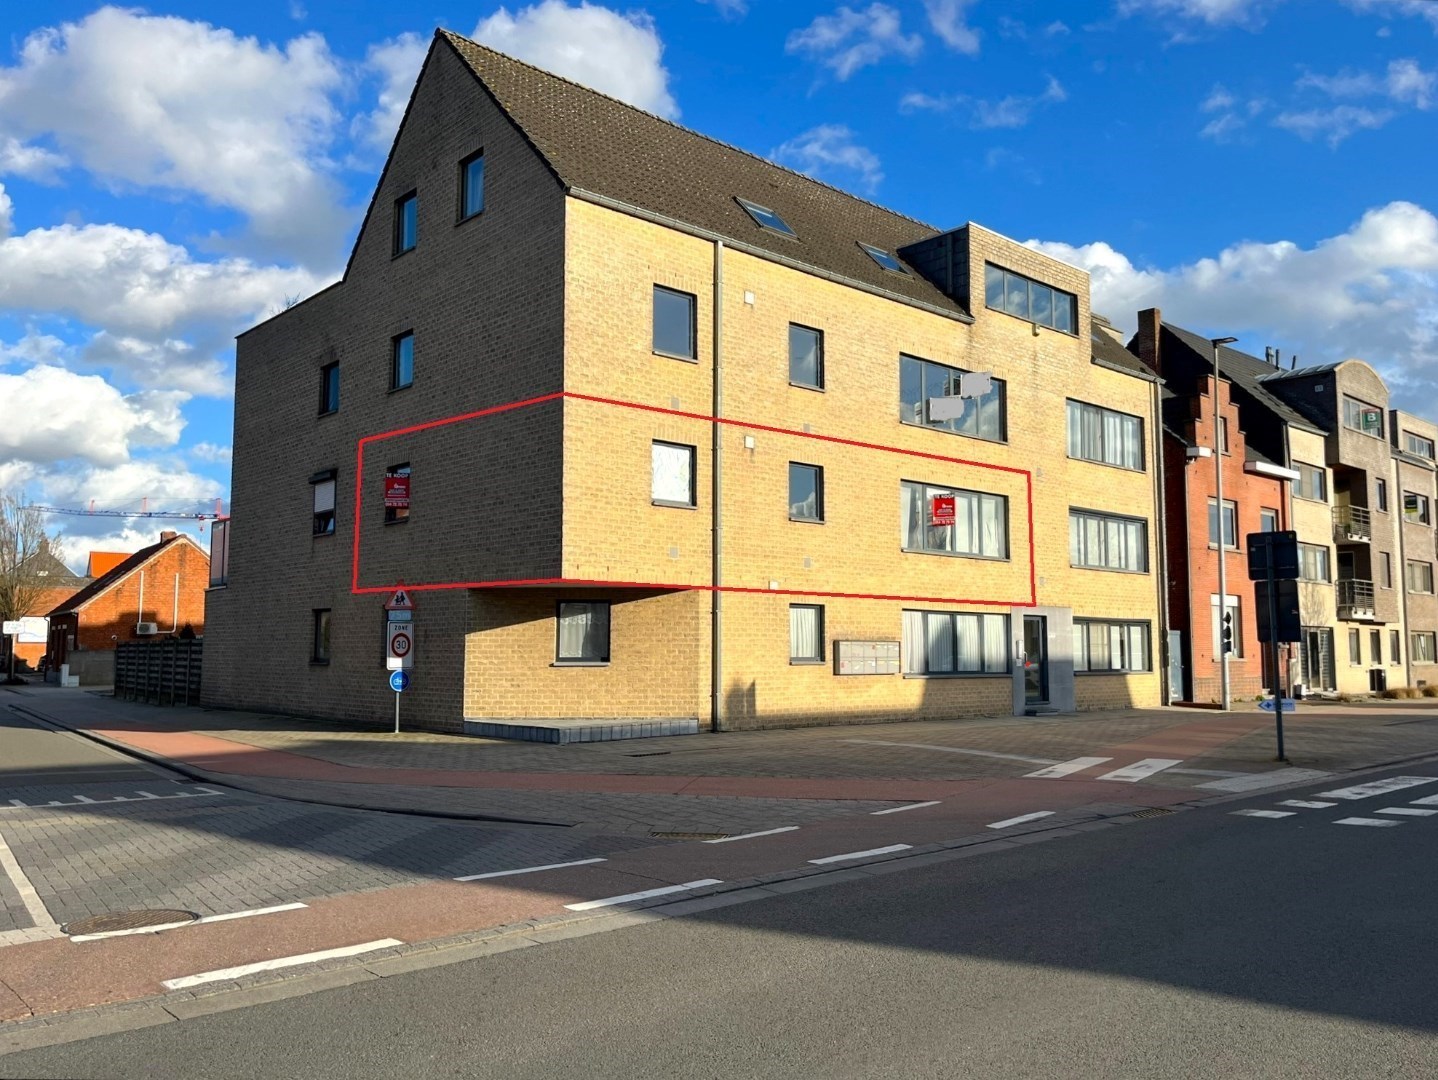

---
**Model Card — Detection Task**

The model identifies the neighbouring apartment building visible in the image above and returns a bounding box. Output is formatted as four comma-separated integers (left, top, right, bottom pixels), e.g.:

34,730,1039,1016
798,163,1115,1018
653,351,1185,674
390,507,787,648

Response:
204,30,1166,735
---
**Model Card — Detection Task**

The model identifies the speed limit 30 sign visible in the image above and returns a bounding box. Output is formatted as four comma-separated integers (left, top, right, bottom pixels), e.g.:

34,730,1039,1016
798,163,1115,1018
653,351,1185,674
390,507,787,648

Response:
386,622,414,670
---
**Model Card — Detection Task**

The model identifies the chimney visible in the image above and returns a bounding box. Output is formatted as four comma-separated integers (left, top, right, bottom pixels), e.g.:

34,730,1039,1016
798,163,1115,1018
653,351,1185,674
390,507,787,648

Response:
160,530,178,542
1135,307,1162,377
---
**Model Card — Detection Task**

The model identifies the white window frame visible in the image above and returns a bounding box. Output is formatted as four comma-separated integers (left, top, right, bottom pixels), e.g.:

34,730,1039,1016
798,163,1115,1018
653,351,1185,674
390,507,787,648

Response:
555,601,611,664
789,604,825,663
651,441,696,507
902,610,1009,675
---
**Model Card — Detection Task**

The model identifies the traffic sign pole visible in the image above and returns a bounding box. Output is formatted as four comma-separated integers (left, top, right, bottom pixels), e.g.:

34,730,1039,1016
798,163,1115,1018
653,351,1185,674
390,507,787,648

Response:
1265,569,1287,762
394,690,400,735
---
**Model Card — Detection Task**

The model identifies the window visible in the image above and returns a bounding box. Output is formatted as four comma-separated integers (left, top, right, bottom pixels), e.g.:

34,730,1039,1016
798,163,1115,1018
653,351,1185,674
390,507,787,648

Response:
859,242,906,274
459,151,485,220
900,481,1007,559
789,324,823,389
391,332,414,390
1066,400,1144,470
652,285,696,360
1342,395,1384,437
1260,508,1279,533
1371,629,1383,666
1073,620,1151,673
1069,510,1148,573
556,601,610,663
312,609,331,664
1207,498,1238,549
311,469,336,536
901,355,1006,442
1404,492,1431,524
788,463,823,522
789,604,824,663
1413,632,1437,664
1376,479,1389,512
1406,432,1436,459
651,441,696,506
393,191,417,255
1298,543,1330,582
319,362,339,415
736,197,795,237
1294,462,1327,502
1349,628,1362,665
901,610,1009,674
1391,629,1402,666
1210,595,1243,658
984,263,1077,333
1406,560,1434,594
1381,551,1393,588
208,519,230,587
1218,417,1230,454
384,463,410,524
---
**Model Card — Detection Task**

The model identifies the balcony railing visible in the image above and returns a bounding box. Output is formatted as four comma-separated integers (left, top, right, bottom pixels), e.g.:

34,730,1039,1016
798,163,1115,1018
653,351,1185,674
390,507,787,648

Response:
1337,577,1376,620
1333,504,1372,543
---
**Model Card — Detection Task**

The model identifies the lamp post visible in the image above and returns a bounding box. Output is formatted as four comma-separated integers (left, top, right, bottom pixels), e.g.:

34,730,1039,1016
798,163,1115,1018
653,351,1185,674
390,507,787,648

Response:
1212,335,1239,711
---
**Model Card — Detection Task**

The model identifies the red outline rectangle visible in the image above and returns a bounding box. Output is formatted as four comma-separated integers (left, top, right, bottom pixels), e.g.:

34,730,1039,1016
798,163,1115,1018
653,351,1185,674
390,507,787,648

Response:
353,391,1037,609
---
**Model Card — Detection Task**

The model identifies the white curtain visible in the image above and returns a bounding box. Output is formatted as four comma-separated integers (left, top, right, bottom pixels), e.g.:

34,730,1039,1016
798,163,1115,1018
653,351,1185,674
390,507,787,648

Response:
1066,401,1083,458
1127,625,1147,670
955,615,980,671
1073,625,1089,671
902,610,924,673
926,613,956,673
982,615,1007,673
980,496,1003,557
558,603,608,661
790,605,821,660
651,443,692,504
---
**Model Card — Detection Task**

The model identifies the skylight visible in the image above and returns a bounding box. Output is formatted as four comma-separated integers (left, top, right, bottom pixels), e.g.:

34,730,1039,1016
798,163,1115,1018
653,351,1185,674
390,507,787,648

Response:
859,242,907,274
736,197,796,237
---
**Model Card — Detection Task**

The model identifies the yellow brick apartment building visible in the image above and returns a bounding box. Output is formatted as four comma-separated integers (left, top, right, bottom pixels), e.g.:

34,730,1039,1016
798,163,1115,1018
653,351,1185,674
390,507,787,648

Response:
203,30,1166,736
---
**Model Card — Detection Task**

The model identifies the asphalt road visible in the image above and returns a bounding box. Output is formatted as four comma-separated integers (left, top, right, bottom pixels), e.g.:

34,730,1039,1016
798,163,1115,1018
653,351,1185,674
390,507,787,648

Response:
0,706,172,787
6,766,1438,1079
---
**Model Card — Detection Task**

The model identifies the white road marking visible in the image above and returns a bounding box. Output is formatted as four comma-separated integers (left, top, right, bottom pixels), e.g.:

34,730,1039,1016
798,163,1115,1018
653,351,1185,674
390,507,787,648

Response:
1375,807,1438,817
564,880,723,911
1334,817,1402,827
70,903,310,942
1278,800,1337,809
1409,794,1438,806
1096,759,1183,783
162,939,405,990
986,811,1056,829
7,800,25,808
1231,809,1297,819
0,827,58,931
1317,776,1438,801
703,827,800,843
1198,768,1330,792
0,787,230,812
808,845,912,865
843,740,1055,765
871,801,941,815
455,858,607,882
72,796,95,803
195,903,308,924
136,792,160,799
1024,757,1112,779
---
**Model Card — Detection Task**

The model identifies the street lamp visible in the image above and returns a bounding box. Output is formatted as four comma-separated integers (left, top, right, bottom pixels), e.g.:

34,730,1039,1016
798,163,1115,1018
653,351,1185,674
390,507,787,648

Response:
1212,335,1239,711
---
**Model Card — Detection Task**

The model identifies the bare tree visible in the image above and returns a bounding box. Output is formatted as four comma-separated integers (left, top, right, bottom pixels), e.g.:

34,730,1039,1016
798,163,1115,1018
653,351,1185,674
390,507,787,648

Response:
0,492,61,679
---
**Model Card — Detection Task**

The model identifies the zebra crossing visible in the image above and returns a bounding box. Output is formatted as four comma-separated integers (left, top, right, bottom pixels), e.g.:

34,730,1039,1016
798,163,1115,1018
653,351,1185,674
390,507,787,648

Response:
1230,775,1438,828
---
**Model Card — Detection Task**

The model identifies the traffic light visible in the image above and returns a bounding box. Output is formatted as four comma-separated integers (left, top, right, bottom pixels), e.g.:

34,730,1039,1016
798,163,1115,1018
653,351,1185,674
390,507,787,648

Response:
1221,611,1234,654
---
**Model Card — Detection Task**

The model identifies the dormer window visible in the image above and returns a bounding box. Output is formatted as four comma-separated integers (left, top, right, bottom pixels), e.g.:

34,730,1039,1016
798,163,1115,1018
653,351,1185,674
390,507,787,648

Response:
736,197,795,237
859,242,906,274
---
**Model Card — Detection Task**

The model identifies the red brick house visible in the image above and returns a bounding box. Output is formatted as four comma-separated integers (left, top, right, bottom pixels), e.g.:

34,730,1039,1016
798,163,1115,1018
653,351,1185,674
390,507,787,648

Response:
5,540,87,671
46,531,209,673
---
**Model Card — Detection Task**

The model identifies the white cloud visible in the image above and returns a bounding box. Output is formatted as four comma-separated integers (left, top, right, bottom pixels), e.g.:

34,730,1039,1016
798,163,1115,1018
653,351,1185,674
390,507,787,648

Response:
1383,58,1435,108
353,33,428,153
1028,201,1438,412
1343,0,1438,33
769,125,884,193
1276,59,1433,146
81,334,230,397
697,0,748,18
0,331,65,368
0,136,66,182
924,0,980,55
0,6,350,262
191,443,232,464
1117,0,1277,27
1273,104,1392,146
786,4,923,81
901,76,1066,129
1201,85,1236,112
0,182,10,239
475,2,679,118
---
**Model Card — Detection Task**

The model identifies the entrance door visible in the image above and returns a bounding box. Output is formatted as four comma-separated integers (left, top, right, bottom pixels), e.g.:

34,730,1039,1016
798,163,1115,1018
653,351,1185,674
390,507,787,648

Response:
1301,627,1335,692
1168,630,1185,703
1023,615,1049,705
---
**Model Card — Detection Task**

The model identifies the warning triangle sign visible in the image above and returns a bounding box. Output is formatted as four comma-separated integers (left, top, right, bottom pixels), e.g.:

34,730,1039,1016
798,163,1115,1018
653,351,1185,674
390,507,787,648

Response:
385,588,414,611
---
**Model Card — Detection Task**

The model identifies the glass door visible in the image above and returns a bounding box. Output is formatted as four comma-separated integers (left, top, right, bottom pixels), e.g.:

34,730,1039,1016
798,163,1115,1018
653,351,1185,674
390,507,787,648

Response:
1023,615,1049,705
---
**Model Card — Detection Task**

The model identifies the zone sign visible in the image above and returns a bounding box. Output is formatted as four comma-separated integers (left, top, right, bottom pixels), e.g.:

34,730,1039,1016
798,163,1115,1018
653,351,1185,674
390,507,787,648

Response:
386,622,415,670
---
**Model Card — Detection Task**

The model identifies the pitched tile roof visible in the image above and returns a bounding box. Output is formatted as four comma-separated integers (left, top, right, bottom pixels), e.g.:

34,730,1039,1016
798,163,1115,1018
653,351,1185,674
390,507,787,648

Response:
1158,322,1325,435
439,30,967,319
48,535,184,617
1090,320,1154,380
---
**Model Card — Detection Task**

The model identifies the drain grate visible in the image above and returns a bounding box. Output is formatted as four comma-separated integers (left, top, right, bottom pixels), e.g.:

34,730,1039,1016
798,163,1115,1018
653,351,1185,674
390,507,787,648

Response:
63,909,198,936
650,831,729,840
1129,808,1176,819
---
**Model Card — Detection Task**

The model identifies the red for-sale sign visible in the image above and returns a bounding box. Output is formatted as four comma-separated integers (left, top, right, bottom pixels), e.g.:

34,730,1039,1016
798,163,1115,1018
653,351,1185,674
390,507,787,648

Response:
930,494,956,527
384,474,410,508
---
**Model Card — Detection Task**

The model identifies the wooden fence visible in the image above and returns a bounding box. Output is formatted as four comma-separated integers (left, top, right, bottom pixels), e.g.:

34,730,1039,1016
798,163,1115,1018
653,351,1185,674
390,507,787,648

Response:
114,639,203,705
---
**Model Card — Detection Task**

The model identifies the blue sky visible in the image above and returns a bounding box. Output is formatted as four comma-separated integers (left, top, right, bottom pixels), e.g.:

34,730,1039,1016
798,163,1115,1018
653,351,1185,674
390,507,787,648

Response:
1,0,1436,565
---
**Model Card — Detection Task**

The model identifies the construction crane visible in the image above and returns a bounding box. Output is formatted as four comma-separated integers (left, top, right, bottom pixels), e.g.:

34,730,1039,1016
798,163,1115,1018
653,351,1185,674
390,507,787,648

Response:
31,499,226,526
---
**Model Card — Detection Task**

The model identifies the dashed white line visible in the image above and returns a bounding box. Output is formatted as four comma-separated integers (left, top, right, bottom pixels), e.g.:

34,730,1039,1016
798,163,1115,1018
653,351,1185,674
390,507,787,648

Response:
871,801,941,815
162,939,405,990
1199,768,1330,792
1278,800,1337,809
454,858,607,882
1375,807,1438,817
0,827,58,931
808,845,912,865
195,902,308,924
986,811,1056,829
1096,759,1183,783
564,880,723,911
1409,794,1438,806
7,800,25,808
1231,809,1297,819
1333,817,1403,827
1317,776,1438,801
1024,757,1112,779
703,827,800,844
70,902,310,942
844,740,1055,765
71,795,95,804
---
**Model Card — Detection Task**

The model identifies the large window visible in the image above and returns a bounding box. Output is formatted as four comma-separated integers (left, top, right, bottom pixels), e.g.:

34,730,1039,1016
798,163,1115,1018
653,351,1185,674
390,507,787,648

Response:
209,519,230,587
556,601,610,663
1391,629,1402,667
788,462,823,522
1207,498,1238,549
1069,510,1148,572
1404,492,1432,524
1381,551,1393,588
1406,560,1435,594
1376,479,1389,512
1073,620,1151,673
459,150,485,220
653,285,696,360
900,355,1005,442
651,441,696,507
391,332,414,390
984,264,1076,333
311,469,336,536
1066,400,1144,471
789,324,823,389
1349,628,1362,666
901,610,1009,674
1260,508,1279,533
1342,395,1384,437
393,191,417,255
1298,543,1331,582
789,605,824,663
311,609,331,664
1413,632,1437,664
319,362,339,415
900,481,1007,559
1210,594,1243,658
1406,432,1435,459
1294,462,1327,502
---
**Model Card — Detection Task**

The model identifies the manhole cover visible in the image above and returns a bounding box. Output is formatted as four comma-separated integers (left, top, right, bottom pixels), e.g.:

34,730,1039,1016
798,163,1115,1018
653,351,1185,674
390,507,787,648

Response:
63,909,198,936
650,831,729,840
1130,808,1176,819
